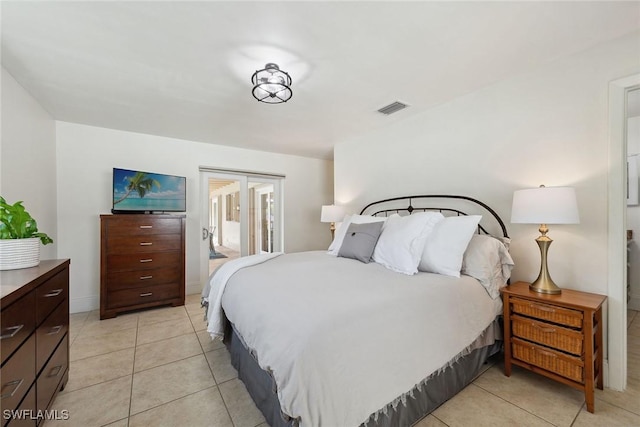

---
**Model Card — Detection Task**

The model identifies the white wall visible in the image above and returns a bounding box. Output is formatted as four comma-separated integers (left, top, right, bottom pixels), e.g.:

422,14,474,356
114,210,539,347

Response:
56,122,334,312
335,32,640,297
1,68,58,259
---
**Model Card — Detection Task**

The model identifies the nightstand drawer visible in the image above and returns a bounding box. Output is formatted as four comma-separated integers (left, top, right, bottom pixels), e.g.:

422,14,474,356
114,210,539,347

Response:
511,314,583,355
511,297,583,328
512,337,584,383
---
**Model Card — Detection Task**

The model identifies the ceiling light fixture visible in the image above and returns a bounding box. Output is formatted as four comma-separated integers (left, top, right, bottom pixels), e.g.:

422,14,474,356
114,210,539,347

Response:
251,63,292,104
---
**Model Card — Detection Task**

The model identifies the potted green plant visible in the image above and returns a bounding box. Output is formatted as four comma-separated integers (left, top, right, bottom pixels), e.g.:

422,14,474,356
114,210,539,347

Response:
0,196,53,270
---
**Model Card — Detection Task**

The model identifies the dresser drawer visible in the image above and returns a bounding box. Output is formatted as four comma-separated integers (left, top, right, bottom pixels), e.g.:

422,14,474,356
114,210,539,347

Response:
511,314,584,356
106,251,181,272
510,297,583,328
1,291,36,365
105,217,182,236
107,283,180,309
35,270,68,326
35,299,69,374
106,266,181,291
512,337,584,383
36,335,68,413
105,234,181,254
6,383,36,427
0,334,35,420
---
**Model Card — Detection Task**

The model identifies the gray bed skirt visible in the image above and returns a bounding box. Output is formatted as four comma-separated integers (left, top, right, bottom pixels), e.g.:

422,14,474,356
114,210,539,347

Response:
225,318,502,427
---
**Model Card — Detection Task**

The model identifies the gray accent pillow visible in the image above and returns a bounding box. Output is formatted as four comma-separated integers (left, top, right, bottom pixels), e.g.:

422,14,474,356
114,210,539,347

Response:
338,221,384,263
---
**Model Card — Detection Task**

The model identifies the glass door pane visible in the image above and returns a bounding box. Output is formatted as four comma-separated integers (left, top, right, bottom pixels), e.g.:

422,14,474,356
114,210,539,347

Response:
200,170,283,284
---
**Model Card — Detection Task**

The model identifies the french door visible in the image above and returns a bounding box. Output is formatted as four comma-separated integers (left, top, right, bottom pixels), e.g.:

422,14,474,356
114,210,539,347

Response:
199,168,283,284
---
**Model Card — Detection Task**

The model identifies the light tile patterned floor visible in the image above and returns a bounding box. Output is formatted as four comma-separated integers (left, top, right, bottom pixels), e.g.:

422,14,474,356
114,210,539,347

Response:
47,301,640,426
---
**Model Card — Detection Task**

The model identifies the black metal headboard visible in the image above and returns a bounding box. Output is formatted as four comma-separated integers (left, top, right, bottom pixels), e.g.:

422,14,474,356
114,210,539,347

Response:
359,194,509,238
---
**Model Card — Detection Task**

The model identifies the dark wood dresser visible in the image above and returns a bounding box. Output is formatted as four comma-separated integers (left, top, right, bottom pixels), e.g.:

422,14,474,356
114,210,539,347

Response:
100,214,185,319
1,259,70,426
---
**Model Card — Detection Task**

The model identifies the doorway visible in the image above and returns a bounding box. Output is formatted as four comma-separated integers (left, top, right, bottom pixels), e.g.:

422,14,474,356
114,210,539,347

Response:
199,168,284,285
608,74,640,391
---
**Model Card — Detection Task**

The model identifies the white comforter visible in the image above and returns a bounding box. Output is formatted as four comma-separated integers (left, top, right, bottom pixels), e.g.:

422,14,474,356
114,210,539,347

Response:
206,251,502,427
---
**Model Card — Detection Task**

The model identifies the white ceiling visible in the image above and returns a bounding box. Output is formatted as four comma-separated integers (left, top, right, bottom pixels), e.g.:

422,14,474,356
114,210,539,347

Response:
2,2,639,160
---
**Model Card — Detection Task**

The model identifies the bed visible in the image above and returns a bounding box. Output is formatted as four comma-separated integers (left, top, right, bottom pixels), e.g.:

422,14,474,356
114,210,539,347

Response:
203,195,514,427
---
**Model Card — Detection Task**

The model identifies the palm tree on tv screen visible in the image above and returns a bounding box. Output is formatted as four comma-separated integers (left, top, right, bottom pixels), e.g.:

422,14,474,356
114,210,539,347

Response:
113,172,161,205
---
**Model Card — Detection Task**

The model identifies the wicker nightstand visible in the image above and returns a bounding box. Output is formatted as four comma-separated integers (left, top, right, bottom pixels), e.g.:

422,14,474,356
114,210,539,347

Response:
501,282,607,413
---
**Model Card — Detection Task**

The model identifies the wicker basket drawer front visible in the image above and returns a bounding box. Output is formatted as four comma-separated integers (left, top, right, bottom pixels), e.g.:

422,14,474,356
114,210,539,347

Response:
511,298,583,328
512,337,584,383
511,315,584,355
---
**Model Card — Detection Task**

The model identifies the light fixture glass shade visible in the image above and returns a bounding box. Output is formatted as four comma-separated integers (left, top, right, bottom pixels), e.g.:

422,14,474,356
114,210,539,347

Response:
251,63,292,104
511,186,580,224
321,205,346,223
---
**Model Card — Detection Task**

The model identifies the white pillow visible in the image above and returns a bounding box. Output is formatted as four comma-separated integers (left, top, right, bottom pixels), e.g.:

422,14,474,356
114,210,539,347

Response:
461,234,515,299
418,215,482,277
373,212,444,275
328,214,386,256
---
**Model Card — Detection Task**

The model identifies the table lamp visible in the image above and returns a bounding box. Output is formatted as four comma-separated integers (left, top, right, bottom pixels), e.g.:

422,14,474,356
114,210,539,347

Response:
321,205,346,239
511,185,580,294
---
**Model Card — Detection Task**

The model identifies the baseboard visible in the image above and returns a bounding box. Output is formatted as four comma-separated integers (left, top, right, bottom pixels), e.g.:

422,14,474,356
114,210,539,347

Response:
603,359,610,389
629,295,640,311
70,294,99,314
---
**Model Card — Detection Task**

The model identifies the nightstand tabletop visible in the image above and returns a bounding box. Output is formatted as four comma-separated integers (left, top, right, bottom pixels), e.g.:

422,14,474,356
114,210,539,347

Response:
502,281,607,311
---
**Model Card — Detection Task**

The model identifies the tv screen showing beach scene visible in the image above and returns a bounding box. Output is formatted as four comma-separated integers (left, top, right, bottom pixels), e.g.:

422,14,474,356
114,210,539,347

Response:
112,168,186,212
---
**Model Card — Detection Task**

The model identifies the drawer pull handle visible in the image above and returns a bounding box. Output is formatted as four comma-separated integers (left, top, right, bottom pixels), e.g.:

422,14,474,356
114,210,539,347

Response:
140,242,153,246
48,365,63,378
139,225,153,229
530,303,555,313
139,259,153,263
533,347,557,358
140,275,153,280
531,323,556,334
44,289,63,298
0,324,24,340
0,379,24,399
47,325,63,335
140,292,153,297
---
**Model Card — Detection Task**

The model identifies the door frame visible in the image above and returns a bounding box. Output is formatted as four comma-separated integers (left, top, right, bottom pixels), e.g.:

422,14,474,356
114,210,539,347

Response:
199,167,284,288
607,73,640,391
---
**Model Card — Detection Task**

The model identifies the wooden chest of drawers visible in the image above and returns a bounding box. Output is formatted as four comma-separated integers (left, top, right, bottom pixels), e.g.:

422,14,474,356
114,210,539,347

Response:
501,282,606,413
1,260,70,426
100,214,185,319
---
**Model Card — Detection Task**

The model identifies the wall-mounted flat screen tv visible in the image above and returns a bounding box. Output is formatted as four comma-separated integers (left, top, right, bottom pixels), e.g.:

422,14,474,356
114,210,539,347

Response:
112,168,186,213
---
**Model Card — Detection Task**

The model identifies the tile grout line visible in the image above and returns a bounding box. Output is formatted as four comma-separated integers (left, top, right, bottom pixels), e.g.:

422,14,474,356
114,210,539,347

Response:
468,383,558,426
126,385,220,421
190,307,238,427
568,401,585,427
127,315,140,426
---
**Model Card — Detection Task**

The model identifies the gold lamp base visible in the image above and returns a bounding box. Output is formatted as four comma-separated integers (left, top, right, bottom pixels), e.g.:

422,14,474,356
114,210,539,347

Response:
529,224,562,295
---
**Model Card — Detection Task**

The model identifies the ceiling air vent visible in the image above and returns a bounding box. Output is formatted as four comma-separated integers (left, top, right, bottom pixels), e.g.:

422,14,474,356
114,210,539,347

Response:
377,101,408,115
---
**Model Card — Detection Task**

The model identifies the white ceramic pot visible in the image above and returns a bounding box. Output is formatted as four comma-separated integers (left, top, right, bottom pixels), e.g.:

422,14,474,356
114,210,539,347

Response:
0,238,41,270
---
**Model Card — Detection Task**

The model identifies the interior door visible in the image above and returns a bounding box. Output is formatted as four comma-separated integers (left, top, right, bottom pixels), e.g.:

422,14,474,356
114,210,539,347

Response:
199,169,283,287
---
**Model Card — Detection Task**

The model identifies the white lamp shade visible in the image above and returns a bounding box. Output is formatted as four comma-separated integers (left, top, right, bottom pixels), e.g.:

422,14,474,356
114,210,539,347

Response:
321,205,346,223
511,186,580,224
